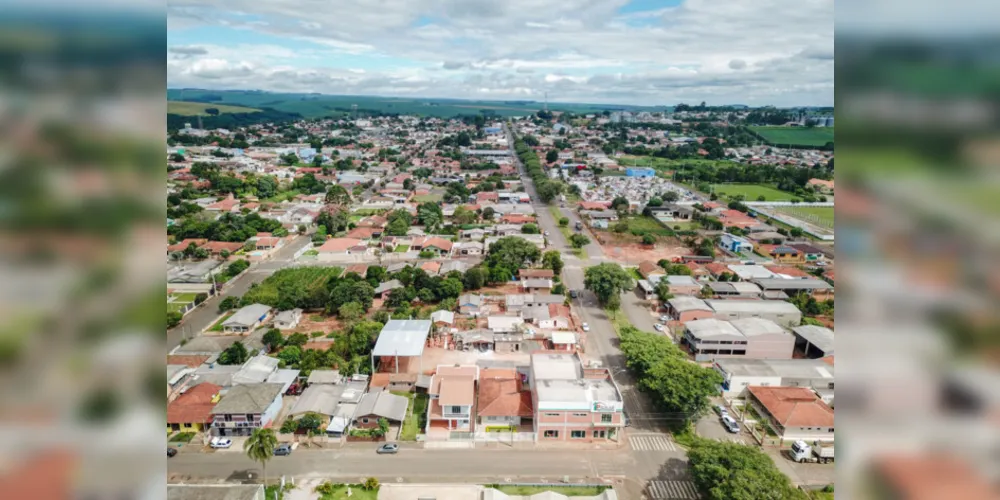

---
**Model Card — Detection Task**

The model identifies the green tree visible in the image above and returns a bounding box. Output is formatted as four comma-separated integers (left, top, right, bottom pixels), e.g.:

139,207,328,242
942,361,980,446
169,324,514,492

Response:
463,267,486,290
485,237,541,271
286,333,309,347
436,277,464,300
655,282,674,302
339,301,365,322
262,329,285,351
481,207,495,220
612,221,629,233
417,203,443,229
325,184,351,205
584,263,633,305
611,196,630,212
642,234,656,245
789,227,804,238
244,428,279,486
329,279,375,312
558,217,569,227
569,233,590,248
277,345,302,366
218,296,239,312
453,206,477,224
521,223,540,234
167,311,182,328
546,149,559,163
688,439,806,500
647,197,663,207
218,341,250,365
663,191,679,203
542,250,564,275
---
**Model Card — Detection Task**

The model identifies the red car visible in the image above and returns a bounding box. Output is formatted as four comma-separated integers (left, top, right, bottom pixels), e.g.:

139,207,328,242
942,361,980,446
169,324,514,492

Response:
285,383,303,396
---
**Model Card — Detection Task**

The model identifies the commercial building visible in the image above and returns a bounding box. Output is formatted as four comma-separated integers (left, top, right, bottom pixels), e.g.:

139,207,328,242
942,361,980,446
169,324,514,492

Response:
745,386,835,446
682,317,794,362
529,354,624,443
714,358,835,400
372,320,432,373
704,299,802,327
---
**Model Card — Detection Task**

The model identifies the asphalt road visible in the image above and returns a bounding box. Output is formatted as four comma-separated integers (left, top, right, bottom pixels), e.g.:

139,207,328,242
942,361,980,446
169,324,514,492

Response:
167,235,313,350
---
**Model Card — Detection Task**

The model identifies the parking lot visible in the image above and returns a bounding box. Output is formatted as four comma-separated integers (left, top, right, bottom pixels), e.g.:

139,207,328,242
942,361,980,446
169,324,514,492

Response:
695,401,755,446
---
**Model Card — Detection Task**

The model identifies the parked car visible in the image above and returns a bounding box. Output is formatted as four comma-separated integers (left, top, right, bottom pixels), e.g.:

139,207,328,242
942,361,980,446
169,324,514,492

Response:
659,315,671,322
274,444,292,456
376,443,399,454
210,437,233,449
581,322,590,332
714,404,728,417
544,231,550,236
721,415,740,434
167,447,178,458
653,323,664,332
285,383,303,396
570,290,579,299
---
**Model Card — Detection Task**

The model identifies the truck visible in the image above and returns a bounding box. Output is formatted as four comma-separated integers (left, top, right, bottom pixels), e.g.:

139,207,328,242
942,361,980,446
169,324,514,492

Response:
789,440,834,464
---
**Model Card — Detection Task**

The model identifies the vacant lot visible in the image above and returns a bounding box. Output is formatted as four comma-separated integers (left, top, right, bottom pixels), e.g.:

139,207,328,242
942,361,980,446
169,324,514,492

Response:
167,101,261,116
241,267,343,307
624,215,673,237
413,193,443,203
773,206,834,227
749,126,834,147
712,184,799,201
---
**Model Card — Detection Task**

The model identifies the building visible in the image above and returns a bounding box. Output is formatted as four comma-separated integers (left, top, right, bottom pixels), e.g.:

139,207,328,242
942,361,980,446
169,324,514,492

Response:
458,294,484,316
530,353,624,443
720,233,754,254
637,261,665,281
372,320,432,373
767,246,805,265
489,315,525,333
167,382,222,433
352,391,409,430
705,281,763,298
682,317,794,362
744,386,834,446
210,383,284,437
273,308,303,330
477,368,533,432
752,278,834,300
664,296,715,323
705,299,802,327
222,304,271,333
427,365,479,436
714,358,835,401
625,167,655,177
791,324,835,358
663,275,702,296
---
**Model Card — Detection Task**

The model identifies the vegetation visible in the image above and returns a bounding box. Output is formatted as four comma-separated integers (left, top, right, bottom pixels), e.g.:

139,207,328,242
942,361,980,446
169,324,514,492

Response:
167,100,261,116
711,184,799,202
569,233,590,248
243,428,279,486
349,418,389,438
749,126,834,148
583,263,633,310
169,212,284,242
688,437,807,500
240,267,344,310
394,391,428,441
168,432,196,443
218,341,252,365
314,481,380,500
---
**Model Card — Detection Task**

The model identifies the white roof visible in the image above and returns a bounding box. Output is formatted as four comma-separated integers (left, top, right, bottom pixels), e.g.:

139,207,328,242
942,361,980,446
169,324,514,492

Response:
488,316,524,329
668,296,712,312
685,318,745,341
706,299,801,315
666,275,699,286
729,317,789,337
224,303,271,327
372,320,432,357
430,310,455,324
791,325,835,355
551,331,577,345
726,265,777,280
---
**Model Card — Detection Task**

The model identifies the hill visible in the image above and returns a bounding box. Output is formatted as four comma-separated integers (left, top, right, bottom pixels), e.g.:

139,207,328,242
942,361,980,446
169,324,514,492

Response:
167,101,262,116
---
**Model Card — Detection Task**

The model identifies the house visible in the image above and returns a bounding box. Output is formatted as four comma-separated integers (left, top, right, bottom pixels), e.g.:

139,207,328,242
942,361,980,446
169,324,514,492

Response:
787,243,827,262
550,331,578,352
714,358,835,401
744,386,834,446
705,299,802,326
430,310,455,326
441,260,470,274
727,264,778,281
767,246,805,265
719,233,754,254
167,382,222,433
520,278,553,292
369,372,423,393
210,383,284,436
458,294,484,316
454,241,485,256
807,178,834,193
637,261,665,281
373,279,404,299
530,353,624,443
372,320,433,374
751,278,834,300
519,269,555,280
477,368,533,431
681,318,794,362
254,237,281,252
427,365,479,435
352,391,409,429
488,316,525,333
664,296,714,323
664,275,702,296
317,238,365,260
346,226,382,239
273,308,303,330
287,384,343,418
344,263,369,277
410,236,453,256
200,241,245,257
705,281,763,298
222,304,271,333
460,228,487,241
167,238,208,254
206,194,240,213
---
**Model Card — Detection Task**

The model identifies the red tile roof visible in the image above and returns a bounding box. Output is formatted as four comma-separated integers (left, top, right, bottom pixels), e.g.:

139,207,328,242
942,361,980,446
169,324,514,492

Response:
747,386,834,428
318,238,363,252
876,454,997,500
347,227,380,239
167,382,222,425
201,241,244,254
167,238,207,253
0,450,76,500
764,265,811,278
519,269,555,278
477,369,533,418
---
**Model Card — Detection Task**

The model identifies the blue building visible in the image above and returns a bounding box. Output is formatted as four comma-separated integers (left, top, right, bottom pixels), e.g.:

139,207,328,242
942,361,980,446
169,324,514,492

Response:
625,167,655,177
484,127,502,134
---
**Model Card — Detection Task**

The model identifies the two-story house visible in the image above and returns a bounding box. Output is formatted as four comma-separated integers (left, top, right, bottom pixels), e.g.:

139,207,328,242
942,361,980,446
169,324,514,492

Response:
209,383,284,437
426,365,479,438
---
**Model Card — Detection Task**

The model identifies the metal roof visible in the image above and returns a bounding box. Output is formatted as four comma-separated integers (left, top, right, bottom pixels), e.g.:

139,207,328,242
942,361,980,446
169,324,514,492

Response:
372,320,432,357
791,325,835,355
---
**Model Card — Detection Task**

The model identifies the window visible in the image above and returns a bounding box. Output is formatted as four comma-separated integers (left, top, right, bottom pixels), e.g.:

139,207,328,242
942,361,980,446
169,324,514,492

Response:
601,414,613,423
450,406,463,414
571,430,586,439
828,383,834,389
224,415,232,422
545,413,561,417
733,350,746,355
593,430,606,438
572,413,588,417
543,430,559,438
362,418,370,424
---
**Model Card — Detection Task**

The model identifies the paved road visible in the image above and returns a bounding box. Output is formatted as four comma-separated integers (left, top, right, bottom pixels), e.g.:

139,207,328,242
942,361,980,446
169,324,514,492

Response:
167,235,313,350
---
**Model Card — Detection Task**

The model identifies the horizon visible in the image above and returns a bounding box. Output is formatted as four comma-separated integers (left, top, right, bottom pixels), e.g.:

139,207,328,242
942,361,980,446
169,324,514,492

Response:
167,0,834,107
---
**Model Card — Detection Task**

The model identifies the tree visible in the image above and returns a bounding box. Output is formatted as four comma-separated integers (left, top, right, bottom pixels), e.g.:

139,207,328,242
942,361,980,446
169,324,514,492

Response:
339,301,364,323
453,206,477,224
655,282,674,302
663,191,679,203
169,153,185,163
364,477,380,491
325,184,351,205
642,234,656,245
688,439,806,500
481,207,495,220
558,217,569,227
204,107,220,116
247,319,279,348
463,267,486,290
546,149,559,163
277,345,302,366
542,250,563,275
569,234,590,249
218,296,239,312
611,196,630,213
647,197,663,207
417,203,443,229
280,153,300,166
612,221,629,233
584,263,633,306
329,279,375,312
789,227,804,238
286,333,309,347
521,223,540,234
243,428,279,486
485,237,541,271
218,341,250,365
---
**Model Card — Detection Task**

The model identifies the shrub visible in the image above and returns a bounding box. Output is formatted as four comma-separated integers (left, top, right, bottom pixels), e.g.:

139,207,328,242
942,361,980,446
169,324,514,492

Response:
167,311,182,328
218,296,239,312
364,478,380,491
194,293,208,305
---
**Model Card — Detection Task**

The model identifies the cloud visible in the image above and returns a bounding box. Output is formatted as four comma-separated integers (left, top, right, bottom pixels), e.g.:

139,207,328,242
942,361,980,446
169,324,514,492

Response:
166,0,834,106
168,45,208,58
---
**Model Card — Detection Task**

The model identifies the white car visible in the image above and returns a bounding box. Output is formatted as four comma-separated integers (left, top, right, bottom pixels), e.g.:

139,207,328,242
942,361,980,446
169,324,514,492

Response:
581,323,590,332
721,415,740,434
210,437,233,449
659,315,671,322
544,231,550,236
653,323,664,332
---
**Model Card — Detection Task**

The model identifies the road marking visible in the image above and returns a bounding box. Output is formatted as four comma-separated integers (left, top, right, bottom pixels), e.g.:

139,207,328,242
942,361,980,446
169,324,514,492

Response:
628,435,677,452
647,480,700,499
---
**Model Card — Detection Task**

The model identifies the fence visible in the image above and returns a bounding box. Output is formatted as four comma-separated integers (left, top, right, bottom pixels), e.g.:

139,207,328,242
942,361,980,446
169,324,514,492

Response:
474,431,537,444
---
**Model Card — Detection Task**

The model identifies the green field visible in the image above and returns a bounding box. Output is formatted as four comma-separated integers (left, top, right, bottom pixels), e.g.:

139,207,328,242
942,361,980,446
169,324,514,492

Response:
712,184,800,201
240,267,343,307
773,206,835,227
393,245,410,252
749,126,834,147
623,216,674,237
413,194,443,203
167,292,198,313
394,391,428,441
167,100,261,116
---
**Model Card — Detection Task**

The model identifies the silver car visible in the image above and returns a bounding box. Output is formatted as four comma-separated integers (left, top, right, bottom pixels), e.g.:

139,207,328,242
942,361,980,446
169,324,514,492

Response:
376,443,399,454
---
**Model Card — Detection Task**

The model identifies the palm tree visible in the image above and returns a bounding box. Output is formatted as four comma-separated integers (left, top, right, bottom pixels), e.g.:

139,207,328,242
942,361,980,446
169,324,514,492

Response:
244,428,278,485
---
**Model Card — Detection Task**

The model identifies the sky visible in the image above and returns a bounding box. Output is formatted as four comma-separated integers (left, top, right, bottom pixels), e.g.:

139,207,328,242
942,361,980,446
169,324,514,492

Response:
167,0,834,107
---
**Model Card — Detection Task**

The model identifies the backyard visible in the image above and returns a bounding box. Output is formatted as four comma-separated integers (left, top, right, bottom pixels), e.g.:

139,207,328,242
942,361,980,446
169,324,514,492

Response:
711,183,800,201
393,391,429,441
748,126,834,147
393,245,410,252
167,292,198,313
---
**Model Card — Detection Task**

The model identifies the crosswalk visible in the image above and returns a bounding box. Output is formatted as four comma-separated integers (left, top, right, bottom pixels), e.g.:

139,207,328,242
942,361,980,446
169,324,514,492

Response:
628,434,678,452
646,480,700,499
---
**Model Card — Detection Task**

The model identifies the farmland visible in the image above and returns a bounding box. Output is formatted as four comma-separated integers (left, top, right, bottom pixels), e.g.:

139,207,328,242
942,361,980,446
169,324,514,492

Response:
240,267,343,307
711,183,800,201
748,126,834,147
167,101,261,116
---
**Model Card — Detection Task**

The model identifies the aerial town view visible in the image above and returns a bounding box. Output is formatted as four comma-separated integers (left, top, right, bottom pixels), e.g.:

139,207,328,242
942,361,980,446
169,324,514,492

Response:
165,2,834,500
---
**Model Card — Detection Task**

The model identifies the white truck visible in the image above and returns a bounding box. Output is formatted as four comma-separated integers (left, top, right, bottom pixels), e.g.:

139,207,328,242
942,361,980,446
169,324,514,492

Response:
789,440,834,464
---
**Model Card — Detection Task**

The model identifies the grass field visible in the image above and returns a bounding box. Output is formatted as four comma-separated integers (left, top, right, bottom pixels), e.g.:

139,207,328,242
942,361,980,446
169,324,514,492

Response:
413,193,443,203
749,126,834,147
394,391,428,441
773,206,834,227
393,245,410,252
167,100,261,116
624,216,674,237
209,311,235,332
167,293,198,313
711,184,800,201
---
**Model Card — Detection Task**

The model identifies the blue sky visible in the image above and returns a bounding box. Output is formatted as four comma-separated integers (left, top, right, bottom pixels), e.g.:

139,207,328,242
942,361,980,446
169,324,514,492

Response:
167,0,834,106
